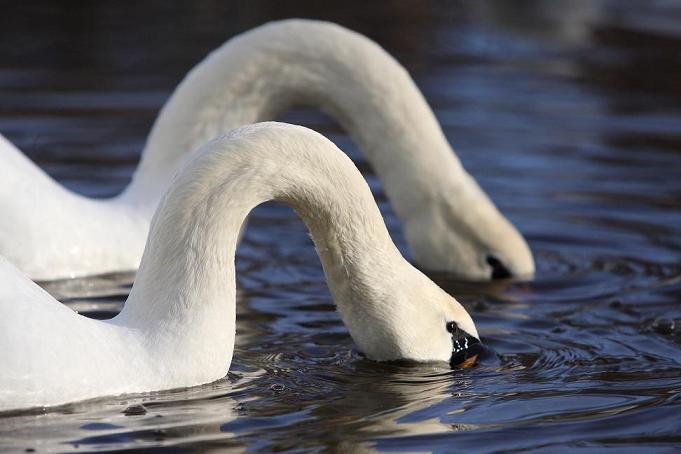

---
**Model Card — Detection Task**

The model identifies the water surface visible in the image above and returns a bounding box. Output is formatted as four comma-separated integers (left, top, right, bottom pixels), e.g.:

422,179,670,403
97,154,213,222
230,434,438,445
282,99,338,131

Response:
1,0,680,451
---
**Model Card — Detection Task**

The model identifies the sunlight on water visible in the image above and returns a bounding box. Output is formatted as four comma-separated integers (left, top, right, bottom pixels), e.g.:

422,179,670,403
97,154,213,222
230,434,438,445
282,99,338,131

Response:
1,0,680,451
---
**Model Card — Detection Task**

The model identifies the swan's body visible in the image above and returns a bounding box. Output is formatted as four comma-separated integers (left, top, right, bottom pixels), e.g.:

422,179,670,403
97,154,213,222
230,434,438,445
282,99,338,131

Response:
0,123,478,411
0,19,533,281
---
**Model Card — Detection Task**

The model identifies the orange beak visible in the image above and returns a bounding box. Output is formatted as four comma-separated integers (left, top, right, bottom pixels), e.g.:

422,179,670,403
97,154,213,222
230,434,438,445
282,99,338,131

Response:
456,354,479,369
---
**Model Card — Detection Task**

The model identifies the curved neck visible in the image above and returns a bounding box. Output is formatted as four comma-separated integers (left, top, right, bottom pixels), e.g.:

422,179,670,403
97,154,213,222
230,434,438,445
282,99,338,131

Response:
122,20,465,222
116,123,404,363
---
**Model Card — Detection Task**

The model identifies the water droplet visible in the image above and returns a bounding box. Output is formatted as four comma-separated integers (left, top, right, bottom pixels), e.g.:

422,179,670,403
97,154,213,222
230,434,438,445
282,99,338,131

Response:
652,318,675,335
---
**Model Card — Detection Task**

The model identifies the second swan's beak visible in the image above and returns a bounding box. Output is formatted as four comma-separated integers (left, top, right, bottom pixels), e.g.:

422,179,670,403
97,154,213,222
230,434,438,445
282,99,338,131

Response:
450,331,485,369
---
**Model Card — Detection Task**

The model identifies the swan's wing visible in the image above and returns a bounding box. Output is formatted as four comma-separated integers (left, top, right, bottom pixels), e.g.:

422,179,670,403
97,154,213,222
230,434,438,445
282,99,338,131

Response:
0,254,73,316
0,257,89,405
0,133,21,155
0,255,81,355
0,134,137,280
0,256,146,410
0,133,70,195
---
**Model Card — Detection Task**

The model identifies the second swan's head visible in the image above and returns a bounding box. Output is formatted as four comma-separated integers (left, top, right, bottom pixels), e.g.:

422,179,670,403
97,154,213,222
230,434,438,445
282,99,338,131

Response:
401,171,535,281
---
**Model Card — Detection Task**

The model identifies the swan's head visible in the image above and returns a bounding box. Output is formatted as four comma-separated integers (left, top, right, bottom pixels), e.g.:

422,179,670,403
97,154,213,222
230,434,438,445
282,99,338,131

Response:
339,266,482,368
403,172,535,281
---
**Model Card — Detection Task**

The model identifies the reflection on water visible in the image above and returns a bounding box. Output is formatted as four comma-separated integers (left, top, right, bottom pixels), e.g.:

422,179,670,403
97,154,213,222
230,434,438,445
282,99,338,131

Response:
1,0,681,451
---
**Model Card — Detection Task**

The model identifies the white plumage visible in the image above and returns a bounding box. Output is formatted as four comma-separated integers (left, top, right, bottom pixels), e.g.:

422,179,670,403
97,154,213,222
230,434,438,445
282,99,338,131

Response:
0,19,533,281
0,123,478,411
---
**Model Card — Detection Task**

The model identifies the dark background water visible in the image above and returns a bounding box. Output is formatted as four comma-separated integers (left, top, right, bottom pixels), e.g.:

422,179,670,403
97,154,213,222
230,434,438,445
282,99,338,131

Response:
1,0,681,451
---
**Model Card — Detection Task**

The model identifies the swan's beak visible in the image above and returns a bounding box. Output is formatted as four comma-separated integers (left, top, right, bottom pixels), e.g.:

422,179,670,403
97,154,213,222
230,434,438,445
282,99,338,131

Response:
450,332,484,369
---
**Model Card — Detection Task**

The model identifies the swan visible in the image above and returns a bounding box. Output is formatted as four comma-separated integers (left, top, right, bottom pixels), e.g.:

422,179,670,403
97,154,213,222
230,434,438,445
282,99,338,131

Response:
0,123,482,411
0,19,533,281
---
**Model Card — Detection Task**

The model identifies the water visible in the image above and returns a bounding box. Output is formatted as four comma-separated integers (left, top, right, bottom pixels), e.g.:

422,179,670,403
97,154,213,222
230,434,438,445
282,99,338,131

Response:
1,0,681,451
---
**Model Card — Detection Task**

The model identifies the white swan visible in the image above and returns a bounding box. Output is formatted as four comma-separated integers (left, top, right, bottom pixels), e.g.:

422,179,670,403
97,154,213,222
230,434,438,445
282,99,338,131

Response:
0,19,533,281
0,123,481,411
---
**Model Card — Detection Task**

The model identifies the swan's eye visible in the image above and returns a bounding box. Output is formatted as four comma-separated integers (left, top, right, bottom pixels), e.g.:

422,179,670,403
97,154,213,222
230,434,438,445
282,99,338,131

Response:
446,321,457,333
486,254,512,280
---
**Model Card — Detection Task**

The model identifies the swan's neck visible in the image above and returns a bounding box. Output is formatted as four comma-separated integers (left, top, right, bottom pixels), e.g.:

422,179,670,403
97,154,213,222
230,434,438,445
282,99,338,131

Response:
121,20,465,223
116,123,404,371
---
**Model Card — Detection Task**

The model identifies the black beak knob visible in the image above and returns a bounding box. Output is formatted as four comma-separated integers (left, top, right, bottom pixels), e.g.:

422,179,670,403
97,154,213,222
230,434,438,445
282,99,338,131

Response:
450,330,484,368
487,255,512,280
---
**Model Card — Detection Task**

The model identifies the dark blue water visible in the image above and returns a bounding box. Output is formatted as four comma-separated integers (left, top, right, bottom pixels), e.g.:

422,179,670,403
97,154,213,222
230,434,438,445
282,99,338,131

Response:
1,0,681,451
